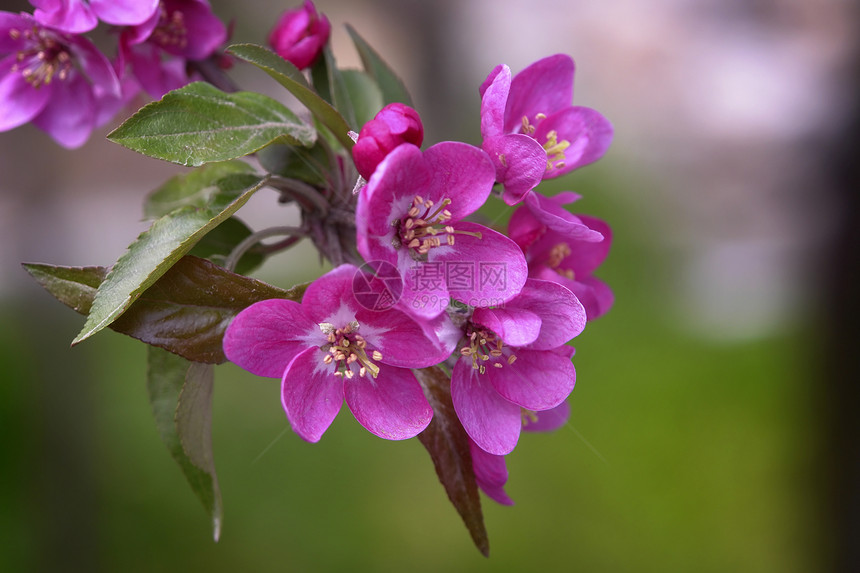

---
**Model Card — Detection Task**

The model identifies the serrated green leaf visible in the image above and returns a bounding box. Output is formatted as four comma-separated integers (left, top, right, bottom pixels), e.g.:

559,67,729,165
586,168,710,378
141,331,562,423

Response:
22,264,107,315
25,256,308,363
415,365,489,557
341,70,384,130
346,25,413,107
144,161,255,219
227,43,354,150
107,82,316,166
147,347,222,540
72,175,269,346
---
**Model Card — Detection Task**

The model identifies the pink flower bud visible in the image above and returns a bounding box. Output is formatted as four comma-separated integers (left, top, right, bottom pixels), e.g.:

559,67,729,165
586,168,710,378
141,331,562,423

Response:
352,103,424,180
268,1,331,70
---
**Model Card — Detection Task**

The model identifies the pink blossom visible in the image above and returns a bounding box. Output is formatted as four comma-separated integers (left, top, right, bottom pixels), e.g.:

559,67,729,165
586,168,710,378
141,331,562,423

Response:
355,142,528,319
449,279,586,455
479,55,614,204
352,103,424,180
268,1,330,70
30,0,160,34
509,193,614,321
119,0,227,99
223,265,455,442
0,11,120,147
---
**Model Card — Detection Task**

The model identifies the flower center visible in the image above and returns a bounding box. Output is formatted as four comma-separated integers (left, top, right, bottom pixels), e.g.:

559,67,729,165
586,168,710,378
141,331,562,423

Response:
547,242,575,280
396,196,481,258
150,5,189,50
319,320,383,379
458,324,517,375
520,113,571,172
10,27,73,89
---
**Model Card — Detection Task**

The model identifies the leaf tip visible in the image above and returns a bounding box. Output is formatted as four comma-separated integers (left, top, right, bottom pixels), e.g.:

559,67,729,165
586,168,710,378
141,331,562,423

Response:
212,515,222,543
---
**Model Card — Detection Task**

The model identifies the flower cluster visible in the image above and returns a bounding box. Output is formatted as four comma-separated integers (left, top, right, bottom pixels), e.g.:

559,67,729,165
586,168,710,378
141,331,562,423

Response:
1,0,230,146
18,0,617,549
225,51,614,503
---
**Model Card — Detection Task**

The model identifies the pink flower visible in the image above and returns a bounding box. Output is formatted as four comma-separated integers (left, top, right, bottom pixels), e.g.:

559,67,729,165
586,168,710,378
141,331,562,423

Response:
355,142,528,319
509,193,614,321
31,0,160,34
119,0,227,99
470,439,513,506
471,400,571,505
352,103,424,180
268,1,330,70
0,11,120,147
479,55,614,204
449,279,586,455
223,265,455,442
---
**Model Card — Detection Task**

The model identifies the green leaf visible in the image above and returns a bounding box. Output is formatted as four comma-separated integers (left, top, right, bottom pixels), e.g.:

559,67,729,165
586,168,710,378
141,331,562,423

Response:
187,217,264,275
415,366,489,557
341,70,384,130
346,25,414,107
25,256,309,364
22,264,106,315
256,142,332,187
147,347,222,540
72,175,270,346
311,46,357,130
227,43,354,150
144,161,255,219
107,82,316,166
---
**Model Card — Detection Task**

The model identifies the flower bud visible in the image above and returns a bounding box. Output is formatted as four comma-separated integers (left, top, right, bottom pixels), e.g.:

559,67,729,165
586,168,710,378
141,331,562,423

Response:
352,103,424,180
268,1,331,70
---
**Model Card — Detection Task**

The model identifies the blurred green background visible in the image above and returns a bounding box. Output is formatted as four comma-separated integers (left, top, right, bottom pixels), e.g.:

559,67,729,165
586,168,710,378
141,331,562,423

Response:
0,0,850,571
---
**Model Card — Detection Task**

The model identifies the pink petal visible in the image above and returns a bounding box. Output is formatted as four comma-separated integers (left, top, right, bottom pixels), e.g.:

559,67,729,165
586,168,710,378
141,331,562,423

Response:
33,0,98,34
470,440,514,505
223,298,318,378
344,366,432,440
69,33,121,97
399,260,451,320
432,221,528,308
535,106,613,177
0,57,51,131
560,214,613,275
487,347,575,411
452,359,522,455
482,134,546,205
512,279,586,350
423,141,496,220
505,54,574,133
91,0,159,27
524,192,604,242
479,64,510,139
31,75,95,148
523,400,571,433
471,306,541,347
0,13,31,52
281,346,344,443
300,265,358,322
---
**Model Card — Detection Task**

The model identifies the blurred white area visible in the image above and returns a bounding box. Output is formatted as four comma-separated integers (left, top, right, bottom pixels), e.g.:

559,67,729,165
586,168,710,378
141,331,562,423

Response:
1,0,854,341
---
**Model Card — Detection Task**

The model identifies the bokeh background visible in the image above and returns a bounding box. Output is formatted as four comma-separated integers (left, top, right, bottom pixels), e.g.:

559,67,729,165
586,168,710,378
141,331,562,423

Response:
1,0,857,571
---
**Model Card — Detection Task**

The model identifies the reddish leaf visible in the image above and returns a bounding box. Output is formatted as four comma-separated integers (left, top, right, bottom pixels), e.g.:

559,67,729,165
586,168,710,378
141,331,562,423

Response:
24,256,307,363
415,365,489,557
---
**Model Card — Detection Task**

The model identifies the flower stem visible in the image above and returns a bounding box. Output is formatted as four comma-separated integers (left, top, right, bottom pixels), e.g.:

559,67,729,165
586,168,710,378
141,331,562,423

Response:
225,226,305,272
